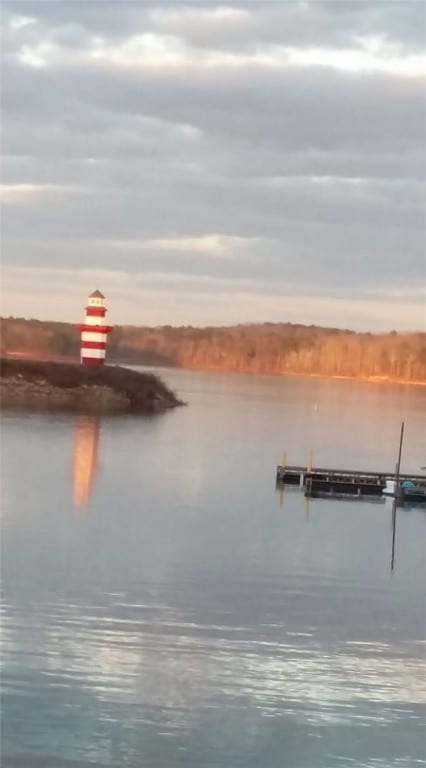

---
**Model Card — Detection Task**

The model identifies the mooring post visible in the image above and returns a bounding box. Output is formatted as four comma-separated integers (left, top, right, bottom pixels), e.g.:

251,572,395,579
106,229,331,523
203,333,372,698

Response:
395,421,405,500
281,450,287,468
391,502,397,572
391,421,404,572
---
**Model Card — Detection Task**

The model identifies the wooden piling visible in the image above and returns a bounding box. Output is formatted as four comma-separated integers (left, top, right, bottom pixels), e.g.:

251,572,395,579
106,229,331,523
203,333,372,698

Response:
391,421,404,571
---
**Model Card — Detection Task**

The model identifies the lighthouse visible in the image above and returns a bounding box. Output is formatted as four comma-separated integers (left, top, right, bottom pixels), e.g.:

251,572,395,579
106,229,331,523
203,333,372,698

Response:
77,289,113,365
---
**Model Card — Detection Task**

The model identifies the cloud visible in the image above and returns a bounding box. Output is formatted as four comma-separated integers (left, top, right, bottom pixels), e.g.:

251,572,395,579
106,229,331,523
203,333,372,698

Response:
0,182,74,203
2,265,424,332
1,1,425,331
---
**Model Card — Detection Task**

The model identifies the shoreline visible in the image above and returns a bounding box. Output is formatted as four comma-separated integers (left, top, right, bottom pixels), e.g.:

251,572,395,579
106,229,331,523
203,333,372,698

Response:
2,350,425,388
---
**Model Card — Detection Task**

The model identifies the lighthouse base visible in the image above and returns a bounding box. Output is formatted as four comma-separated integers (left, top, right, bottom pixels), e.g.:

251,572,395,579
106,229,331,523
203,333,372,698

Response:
81,357,105,366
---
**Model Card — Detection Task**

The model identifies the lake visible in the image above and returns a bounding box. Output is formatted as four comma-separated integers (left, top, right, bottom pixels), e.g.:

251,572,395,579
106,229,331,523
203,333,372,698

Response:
1,368,426,768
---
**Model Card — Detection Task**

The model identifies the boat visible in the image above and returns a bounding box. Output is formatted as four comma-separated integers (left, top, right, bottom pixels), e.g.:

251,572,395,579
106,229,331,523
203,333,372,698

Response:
399,480,426,505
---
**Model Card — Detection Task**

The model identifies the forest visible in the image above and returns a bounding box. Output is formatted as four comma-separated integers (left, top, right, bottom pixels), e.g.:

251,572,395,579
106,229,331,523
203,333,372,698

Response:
1,316,425,384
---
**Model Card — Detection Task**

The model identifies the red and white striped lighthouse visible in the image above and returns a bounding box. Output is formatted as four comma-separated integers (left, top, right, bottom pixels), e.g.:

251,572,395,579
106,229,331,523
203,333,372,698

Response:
77,289,113,365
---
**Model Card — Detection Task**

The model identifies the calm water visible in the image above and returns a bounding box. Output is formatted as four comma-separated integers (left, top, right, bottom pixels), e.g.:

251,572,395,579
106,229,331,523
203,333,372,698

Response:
1,369,426,768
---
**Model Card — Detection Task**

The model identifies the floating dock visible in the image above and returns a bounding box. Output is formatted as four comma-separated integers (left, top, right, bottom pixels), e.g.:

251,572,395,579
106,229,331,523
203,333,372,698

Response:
276,464,426,501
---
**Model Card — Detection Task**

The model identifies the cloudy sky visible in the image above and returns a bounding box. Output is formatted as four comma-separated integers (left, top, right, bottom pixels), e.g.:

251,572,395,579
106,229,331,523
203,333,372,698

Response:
1,1,425,330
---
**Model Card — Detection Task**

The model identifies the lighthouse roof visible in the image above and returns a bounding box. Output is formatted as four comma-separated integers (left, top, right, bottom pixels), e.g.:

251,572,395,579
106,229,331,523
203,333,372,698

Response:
89,289,105,299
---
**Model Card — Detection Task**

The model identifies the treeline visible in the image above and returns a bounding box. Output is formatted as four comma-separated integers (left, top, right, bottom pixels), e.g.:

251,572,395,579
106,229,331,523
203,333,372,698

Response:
1,317,425,383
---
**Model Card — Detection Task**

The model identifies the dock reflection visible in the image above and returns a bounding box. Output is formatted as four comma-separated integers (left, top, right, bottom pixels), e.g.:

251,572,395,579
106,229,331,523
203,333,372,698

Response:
276,484,310,519
72,416,100,509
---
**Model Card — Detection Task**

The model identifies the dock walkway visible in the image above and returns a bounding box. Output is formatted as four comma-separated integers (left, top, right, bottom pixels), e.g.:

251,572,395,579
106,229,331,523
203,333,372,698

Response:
276,464,426,500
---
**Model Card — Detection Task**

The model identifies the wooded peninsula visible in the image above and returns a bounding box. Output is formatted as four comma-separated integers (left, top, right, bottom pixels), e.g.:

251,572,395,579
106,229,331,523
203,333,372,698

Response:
1,317,425,384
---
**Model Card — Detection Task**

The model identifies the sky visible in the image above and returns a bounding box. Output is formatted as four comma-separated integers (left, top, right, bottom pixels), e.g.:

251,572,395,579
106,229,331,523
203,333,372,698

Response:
1,0,425,331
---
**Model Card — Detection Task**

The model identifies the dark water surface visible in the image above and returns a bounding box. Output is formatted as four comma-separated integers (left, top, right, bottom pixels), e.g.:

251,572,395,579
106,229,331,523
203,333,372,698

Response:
1,369,425,767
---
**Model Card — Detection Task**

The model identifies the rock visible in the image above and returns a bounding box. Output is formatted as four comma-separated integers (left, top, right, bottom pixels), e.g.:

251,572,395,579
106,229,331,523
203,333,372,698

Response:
0,358,183,415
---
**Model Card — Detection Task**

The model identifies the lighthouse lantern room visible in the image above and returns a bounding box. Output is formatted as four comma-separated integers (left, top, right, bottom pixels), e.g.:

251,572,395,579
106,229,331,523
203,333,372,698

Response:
77,289,113,365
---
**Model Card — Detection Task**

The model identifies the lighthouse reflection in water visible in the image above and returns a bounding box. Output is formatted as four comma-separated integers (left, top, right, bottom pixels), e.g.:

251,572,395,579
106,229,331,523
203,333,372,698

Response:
72,416,100,508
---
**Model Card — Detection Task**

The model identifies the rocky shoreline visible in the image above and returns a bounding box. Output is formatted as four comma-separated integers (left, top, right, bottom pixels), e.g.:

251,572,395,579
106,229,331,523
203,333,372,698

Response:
0,358,183,414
